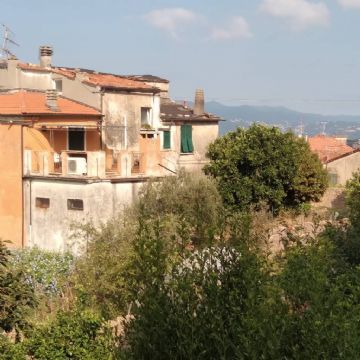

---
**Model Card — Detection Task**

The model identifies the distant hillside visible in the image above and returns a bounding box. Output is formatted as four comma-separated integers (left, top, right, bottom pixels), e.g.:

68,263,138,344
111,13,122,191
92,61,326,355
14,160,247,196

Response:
201,101,360,139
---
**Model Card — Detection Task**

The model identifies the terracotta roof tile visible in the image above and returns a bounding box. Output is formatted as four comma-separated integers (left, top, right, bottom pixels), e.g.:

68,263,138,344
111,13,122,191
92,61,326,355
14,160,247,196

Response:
308,135,354,163
0,90,100,116
83,73,156,91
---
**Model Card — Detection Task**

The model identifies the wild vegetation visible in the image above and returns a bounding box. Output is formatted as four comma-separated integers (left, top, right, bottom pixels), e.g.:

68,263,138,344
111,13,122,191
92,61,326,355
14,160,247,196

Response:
2,127,360,359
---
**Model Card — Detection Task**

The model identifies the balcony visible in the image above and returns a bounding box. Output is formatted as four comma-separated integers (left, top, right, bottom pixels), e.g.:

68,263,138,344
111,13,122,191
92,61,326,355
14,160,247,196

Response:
24,150,147,179
24,150,106,178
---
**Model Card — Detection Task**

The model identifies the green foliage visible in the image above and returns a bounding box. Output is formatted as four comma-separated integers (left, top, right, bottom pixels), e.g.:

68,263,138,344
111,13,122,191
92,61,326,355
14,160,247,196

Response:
204,124,328,213
74,219,134,318
74,172,224,319
11,247,73,296
346,170,360,229
278,237,360,359
0,240,36,335
24,309,117,359
0,335,26,360
135,170,224,247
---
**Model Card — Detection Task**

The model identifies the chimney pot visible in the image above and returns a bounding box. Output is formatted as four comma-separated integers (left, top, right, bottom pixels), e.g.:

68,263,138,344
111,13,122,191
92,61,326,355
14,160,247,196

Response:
46,89,58,111
194,88,204,116
39,46,53,68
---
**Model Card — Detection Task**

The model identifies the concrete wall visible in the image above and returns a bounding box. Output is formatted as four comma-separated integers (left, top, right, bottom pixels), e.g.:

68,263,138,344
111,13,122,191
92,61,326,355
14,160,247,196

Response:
326,152,360,185
23,178,144,252
0,124,23,248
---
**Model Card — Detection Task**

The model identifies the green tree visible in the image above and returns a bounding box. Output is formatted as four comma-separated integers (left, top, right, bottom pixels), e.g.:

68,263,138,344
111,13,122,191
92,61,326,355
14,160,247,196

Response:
204,124,327,212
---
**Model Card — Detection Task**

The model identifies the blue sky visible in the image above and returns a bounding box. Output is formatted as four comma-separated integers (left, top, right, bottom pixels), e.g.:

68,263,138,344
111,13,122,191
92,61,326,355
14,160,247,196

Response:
2,0,360,115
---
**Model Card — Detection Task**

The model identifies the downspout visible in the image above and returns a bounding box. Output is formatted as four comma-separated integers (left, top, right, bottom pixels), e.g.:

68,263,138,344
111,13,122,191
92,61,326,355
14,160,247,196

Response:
100,90,104,150
21,124,24,248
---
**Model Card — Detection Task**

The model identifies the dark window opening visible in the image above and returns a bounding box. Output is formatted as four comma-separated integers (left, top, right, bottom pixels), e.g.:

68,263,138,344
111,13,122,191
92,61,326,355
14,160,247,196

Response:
68,128,85,151
67,199,84,211
180,125,193,153
36,197,50,209
163,130,171,149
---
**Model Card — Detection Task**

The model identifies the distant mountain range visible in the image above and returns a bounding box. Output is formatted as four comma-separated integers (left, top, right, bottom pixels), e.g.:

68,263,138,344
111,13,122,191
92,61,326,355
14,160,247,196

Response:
201,101,360,139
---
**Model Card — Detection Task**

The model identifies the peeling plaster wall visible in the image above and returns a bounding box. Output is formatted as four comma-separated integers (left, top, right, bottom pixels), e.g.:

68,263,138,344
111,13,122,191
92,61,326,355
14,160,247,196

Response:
23,179,144,252
103,92,160,151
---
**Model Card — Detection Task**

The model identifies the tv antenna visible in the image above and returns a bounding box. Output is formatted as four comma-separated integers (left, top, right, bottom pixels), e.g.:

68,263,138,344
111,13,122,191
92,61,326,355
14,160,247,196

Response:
320,121,328,136
1,24,19,59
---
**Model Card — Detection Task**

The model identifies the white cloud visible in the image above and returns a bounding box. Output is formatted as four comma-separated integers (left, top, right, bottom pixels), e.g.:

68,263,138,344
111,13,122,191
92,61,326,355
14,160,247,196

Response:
338,0,360,8
260,0,330,31
144,8,197,37
211,17,253,40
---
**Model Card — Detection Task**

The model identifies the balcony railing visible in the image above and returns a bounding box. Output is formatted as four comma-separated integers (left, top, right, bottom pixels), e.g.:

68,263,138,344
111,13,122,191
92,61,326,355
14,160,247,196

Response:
24,150,148,178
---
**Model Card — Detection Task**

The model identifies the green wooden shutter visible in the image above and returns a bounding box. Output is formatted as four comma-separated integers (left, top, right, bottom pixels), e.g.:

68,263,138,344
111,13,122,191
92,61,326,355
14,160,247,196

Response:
186,125,194,153
181,125,193,153
163,131,171,149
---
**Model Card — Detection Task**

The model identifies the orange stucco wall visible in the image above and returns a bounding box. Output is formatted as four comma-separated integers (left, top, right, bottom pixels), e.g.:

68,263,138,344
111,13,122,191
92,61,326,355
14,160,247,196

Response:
139,135,161,175
0,124,23,248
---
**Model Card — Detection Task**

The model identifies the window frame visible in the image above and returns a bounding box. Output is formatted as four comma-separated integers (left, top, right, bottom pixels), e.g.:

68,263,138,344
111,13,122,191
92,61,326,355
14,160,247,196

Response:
35,197,50,209
67,199,84,211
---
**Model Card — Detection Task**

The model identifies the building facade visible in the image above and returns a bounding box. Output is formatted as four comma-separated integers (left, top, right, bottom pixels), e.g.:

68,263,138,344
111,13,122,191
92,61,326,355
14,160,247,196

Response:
0,46,221,251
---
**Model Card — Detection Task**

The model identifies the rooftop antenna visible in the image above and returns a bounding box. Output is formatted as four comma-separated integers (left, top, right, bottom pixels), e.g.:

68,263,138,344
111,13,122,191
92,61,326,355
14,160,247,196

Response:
320,121,328,136
1,24,19,59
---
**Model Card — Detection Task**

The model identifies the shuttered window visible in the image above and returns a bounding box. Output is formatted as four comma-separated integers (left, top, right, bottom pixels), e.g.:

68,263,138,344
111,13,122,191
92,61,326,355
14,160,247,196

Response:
180,125,194,153
163,131,171,149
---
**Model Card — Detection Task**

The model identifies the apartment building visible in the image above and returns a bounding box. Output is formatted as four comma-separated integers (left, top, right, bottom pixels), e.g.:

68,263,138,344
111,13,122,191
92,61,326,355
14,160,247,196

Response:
0,46,221,251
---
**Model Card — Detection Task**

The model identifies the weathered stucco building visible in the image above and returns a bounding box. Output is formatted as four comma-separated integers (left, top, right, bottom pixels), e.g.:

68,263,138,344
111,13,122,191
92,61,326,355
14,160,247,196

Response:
308,135,360,186
0,46,221,251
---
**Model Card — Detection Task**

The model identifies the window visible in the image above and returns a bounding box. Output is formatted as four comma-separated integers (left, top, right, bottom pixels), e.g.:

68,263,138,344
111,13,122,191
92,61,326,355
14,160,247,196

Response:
180,125,193,153
54,79,62,93
141,107,151,127
67,199,84,211
68,128,85,151
36,197,50,209
163,130,171,149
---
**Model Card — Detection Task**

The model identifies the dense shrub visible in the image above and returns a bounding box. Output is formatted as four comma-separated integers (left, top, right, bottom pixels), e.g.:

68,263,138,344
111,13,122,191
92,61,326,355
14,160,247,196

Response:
23,309,118,360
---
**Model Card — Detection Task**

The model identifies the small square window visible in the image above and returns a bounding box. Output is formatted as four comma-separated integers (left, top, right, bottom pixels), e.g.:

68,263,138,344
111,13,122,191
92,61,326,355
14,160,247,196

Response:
67,199,84,211
36,197,50,209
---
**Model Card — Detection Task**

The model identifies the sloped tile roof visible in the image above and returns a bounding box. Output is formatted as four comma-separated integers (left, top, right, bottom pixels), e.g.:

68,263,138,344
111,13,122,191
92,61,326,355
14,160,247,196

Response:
83,73,156,91
0,90,100,116
308,135,354,163
160,98,221,122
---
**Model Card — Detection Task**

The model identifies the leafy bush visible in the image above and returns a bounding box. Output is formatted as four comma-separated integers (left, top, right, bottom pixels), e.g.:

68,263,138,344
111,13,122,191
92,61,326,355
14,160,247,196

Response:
0,240,36,336
24,309,118,359
11,247,73,296
0,335,25,360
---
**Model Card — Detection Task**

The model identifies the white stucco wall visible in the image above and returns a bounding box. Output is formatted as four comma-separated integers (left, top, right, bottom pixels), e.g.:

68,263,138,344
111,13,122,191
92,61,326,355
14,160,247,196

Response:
23,178,144,252
326,151,360,185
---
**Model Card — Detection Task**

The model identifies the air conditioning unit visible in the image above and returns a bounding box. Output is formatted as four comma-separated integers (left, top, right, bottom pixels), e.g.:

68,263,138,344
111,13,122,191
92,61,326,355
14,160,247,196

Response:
67,157,87,175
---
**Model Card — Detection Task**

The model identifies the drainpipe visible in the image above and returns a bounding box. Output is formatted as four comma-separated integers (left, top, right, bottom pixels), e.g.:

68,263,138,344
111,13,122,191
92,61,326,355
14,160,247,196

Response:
21,125,24,248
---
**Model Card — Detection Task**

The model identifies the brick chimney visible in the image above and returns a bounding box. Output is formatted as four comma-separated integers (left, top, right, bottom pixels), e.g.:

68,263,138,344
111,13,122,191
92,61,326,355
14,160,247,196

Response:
39,46,53,68
194,88,204,116
46,89,58,111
